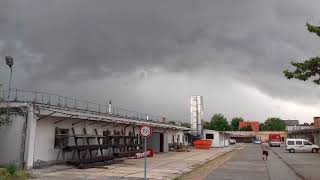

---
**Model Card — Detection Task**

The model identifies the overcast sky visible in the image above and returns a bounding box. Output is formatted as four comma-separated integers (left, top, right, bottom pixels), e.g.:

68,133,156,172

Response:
1,0,320,123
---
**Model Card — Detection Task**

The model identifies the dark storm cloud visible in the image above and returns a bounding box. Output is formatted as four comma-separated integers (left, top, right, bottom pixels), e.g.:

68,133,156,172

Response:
1,0,320,106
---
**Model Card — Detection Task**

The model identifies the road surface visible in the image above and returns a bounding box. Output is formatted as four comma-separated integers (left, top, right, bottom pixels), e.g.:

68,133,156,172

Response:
206,143,320,180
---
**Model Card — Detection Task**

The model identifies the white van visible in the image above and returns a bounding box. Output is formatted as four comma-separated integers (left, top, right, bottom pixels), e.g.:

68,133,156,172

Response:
285,139,319,153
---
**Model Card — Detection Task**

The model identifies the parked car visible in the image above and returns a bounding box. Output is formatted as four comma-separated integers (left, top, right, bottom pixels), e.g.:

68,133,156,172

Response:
230,139,236,145
253,140,262,144
269,134,281,147
285,139,319,153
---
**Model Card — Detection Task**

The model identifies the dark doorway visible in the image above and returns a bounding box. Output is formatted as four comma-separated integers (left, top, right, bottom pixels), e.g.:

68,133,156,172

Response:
160,133,164,152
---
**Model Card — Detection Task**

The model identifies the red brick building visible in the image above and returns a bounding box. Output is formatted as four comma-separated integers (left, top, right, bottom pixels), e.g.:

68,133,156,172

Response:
314,117,320,128
239,121,260,132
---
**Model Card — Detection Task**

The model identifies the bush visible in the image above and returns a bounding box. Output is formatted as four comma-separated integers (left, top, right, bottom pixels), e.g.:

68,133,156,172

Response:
0,168,10,180
5,164,17,176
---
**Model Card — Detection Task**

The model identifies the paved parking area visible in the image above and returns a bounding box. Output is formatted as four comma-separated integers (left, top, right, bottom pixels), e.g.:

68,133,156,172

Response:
271,146,320,180
30,145,239,180
206,144,302,180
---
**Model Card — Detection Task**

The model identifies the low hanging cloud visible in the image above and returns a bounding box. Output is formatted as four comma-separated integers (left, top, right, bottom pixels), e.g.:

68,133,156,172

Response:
1,0,320,121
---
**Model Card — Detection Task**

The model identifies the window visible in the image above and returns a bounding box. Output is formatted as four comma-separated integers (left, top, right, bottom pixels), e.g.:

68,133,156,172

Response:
304,141,312,145
54,128,69,148
296,141,302,145
287,141,294,145
206,134,214,139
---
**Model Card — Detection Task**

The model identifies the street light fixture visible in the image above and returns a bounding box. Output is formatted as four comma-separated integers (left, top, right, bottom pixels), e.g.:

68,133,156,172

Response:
5,56,13,120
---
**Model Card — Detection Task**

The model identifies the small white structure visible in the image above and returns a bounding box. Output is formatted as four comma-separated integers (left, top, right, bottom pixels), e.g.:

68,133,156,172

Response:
203,129,230,148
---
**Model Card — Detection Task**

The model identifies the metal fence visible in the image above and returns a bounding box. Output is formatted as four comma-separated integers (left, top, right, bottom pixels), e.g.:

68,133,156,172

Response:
0,89,181,125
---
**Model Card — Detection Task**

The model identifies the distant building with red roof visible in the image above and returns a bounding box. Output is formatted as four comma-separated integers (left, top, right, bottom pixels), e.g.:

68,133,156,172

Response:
239,121,259,132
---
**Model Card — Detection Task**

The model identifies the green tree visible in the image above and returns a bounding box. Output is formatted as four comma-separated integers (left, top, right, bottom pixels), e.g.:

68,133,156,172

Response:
239,125,252,131
208,114,230,131
259,123,268,131
264,118,286,131
231,117,244,130
283,23,320,84
203,121,210,129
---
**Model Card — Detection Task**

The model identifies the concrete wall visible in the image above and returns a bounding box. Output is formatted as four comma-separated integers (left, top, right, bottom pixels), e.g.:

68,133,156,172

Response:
0,114,25,167
34,117,186,162
34,117,143,162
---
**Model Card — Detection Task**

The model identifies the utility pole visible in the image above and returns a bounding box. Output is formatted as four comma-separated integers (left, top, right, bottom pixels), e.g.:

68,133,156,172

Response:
5,56,13,121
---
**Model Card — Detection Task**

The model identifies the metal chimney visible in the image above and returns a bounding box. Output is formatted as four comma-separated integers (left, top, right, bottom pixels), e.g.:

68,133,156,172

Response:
108,100,112,114
190,96,204,137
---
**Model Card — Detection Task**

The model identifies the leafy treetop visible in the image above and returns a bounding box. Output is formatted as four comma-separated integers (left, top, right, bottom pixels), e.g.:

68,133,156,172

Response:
207,114,230,131
283,23,320,84
231,117,244,131
261,118,286,131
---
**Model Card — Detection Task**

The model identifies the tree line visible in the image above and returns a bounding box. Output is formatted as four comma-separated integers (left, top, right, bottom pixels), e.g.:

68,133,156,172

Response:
203,113,286,131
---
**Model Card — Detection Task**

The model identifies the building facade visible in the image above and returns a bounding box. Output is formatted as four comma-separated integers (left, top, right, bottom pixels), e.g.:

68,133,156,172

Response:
203,129,230,147
238,121,259,132
288,117,320,146
0,96,189,169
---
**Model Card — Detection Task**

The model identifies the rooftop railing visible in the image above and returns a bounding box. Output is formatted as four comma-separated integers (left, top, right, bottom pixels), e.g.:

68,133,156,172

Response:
0,89,184,126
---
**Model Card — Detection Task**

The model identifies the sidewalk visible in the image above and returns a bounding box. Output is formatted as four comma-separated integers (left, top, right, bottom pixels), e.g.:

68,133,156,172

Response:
30,145,240,180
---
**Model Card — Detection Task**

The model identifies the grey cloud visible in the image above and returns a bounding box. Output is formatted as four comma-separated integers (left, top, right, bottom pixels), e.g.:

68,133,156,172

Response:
1,0,320,115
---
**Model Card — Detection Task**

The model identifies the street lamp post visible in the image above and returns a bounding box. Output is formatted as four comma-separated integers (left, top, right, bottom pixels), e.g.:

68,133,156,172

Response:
5,56,13,120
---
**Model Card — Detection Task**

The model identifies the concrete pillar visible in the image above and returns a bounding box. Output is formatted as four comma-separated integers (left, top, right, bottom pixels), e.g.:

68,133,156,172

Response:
24,105,37,169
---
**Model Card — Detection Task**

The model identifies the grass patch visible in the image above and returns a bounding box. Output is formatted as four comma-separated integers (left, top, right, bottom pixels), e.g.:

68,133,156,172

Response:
0,164,30,180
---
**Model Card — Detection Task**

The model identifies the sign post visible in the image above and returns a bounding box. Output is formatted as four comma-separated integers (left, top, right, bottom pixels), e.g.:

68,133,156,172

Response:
140,125,152,180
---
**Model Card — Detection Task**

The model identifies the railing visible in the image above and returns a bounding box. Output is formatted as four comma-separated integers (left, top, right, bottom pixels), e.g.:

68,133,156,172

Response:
0,89,184,126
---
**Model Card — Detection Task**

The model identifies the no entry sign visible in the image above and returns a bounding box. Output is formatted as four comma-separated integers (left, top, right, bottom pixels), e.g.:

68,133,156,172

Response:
140,125,152,137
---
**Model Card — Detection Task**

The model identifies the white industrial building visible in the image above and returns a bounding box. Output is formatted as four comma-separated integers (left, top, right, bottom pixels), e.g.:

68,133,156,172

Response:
0,90,189,169
203,129,230,148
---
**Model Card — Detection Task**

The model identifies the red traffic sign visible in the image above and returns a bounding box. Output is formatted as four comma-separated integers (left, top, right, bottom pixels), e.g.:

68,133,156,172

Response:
140,125,152,137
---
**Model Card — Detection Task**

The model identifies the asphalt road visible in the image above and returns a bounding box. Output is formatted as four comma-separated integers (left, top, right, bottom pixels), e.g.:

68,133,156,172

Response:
270,145,320,180
205,143,316,180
